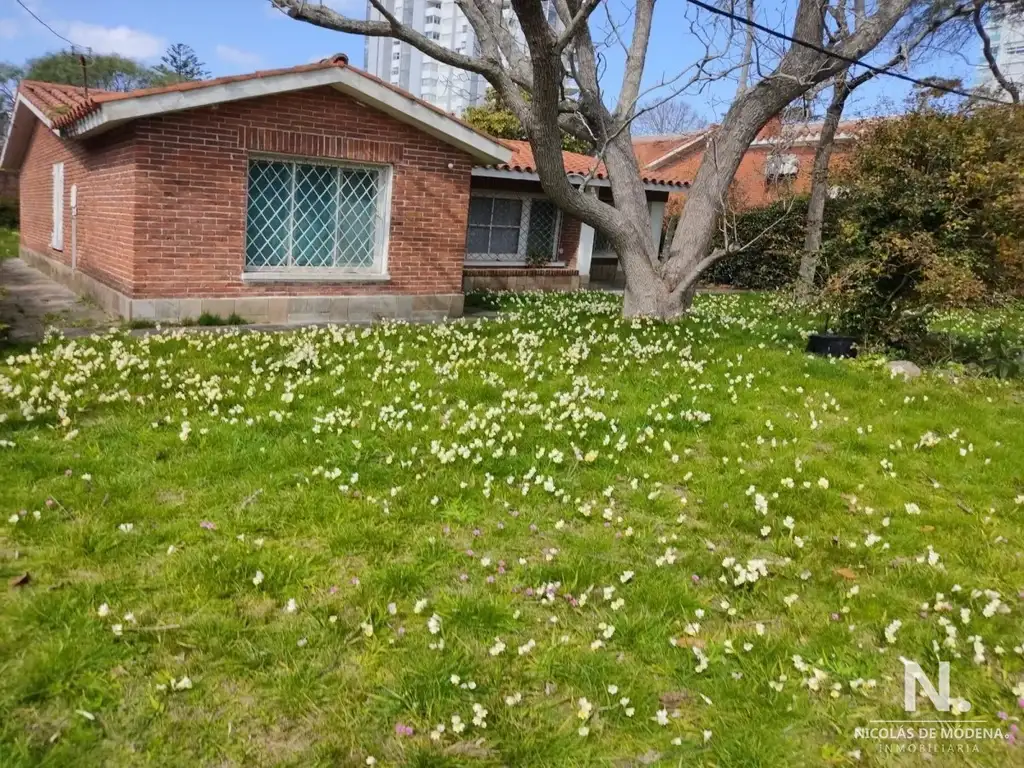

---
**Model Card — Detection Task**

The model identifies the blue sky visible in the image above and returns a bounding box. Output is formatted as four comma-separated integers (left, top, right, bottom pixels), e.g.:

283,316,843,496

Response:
0,0,979,120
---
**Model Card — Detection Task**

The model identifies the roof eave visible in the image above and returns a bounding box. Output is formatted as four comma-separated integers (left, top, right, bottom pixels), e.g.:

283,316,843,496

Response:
62,67,512,165
472,166,686,193
0,95,55,172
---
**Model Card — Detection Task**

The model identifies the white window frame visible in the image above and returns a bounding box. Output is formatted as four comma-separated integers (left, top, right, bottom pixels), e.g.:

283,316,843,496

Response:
465,190,563,267
243,154,393,282
51,162,65,251
764,153,799,182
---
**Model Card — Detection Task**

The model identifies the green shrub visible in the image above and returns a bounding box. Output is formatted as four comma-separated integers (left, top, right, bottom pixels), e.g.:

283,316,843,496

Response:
824,104,1024,347
0,197,17,229
699,197,842,290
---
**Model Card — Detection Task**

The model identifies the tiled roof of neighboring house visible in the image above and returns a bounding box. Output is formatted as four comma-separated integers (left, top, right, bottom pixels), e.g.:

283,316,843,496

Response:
750,118,874,145
491,139,690,188
632,131,710,168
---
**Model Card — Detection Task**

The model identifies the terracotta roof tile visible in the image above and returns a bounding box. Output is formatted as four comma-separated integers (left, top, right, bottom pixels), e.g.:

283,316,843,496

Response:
494,140,689,188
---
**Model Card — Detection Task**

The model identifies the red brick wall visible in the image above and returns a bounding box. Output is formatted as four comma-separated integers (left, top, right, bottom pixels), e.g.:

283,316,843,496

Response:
19,121,137,292
130,86,473,298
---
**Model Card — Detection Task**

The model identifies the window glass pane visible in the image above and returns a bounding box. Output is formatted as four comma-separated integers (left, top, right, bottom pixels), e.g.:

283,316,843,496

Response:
246,160,292,267
292,164,337,267
469,197,493,225
467,226,491,253
490,227,520,254
491,198,522,226
526,199,558,259
337,168,379,268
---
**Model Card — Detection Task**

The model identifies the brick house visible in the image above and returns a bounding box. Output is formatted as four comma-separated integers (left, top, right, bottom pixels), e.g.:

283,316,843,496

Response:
633,117,868,212
466,140,688,291
0,56,690,321
0,56,516,323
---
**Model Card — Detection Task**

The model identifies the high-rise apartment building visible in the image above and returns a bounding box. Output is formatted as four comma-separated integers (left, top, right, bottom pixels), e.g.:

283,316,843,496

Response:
976,11,1024,95
364,0,562,115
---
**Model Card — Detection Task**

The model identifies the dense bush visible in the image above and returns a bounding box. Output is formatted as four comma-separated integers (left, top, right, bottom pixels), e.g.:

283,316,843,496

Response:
696,197,842,290
0,197,17,229
824,104,1024,348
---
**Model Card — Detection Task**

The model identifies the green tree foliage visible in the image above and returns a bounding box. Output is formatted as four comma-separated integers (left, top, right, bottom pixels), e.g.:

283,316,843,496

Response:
463,89,592,154
825,103,1024,347
0,62,22,140
24,51,157,92
152,43,210,85
700,197,843,289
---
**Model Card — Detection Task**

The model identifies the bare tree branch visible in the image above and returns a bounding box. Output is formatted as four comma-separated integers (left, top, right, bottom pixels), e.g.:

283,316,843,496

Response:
973,0,1021,102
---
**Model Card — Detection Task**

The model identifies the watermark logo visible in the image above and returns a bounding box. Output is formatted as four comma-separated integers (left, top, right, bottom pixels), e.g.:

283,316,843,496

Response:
903,659,969,713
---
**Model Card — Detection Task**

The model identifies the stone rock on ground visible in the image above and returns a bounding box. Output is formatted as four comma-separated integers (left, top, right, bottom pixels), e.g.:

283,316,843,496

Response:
887,360,922,380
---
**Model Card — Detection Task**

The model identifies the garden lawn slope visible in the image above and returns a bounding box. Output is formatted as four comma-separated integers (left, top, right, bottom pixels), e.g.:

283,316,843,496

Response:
1,292,1022,766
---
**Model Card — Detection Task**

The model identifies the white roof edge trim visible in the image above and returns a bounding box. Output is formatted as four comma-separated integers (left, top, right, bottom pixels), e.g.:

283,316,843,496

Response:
644,130,711,171
0,94,56,171
472,166,682,193
63,67,511,165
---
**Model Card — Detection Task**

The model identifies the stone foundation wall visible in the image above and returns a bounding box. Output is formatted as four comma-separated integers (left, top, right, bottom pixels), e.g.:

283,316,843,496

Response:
21,246,463,324
463,268,581,293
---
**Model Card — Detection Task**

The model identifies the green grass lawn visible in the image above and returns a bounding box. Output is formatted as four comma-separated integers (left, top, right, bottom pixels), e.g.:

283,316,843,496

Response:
0,227,17,261
1,292,1022,767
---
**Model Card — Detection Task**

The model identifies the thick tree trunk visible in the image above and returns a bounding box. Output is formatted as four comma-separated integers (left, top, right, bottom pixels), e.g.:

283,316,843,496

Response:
797,78,850,299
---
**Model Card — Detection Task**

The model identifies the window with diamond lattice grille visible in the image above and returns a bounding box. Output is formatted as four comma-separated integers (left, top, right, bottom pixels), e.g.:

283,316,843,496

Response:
465,194,562,264
245,158,389,273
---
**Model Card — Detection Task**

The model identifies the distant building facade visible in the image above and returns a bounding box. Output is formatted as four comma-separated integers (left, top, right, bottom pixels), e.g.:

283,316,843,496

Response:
364,0,562,115
976,11,1024,93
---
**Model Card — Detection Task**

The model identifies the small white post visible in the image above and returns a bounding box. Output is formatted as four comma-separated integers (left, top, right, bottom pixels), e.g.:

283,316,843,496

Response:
649,199,666,249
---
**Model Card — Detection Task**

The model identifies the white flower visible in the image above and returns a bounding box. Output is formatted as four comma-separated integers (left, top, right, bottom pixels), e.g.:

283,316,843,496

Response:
620,570,634,584
360,621,374,637
783,594,799,607
576,697,593,720
817,477,829,490
284,598,297,614
172,676,193,690
414,598,428,614
97,603,110,617
112,624,124,636
653,708,669,726
489,637,506,656
118,523,134,533
607,684,619,695
252,570,264,586
905,502,921,515
427,613,442,634
884,619,902,645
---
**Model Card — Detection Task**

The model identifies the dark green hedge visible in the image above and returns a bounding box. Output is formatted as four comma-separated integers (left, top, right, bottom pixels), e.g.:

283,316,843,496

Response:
0,197,18,229
684,197,842,290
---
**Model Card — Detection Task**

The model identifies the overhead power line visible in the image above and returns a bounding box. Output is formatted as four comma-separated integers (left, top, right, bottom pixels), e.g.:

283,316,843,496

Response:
15,0,88,51
685,0,1010,105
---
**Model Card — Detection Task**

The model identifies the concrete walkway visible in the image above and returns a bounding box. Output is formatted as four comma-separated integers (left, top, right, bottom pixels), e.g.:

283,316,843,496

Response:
0,258,111,343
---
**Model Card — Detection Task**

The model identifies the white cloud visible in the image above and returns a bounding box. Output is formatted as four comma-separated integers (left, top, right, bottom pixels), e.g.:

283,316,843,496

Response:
64,22,165,59
0,18,18,39
216,44,262,69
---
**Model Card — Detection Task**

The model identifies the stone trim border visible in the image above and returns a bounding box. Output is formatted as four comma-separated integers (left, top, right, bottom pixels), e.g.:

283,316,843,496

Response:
19,246,464,325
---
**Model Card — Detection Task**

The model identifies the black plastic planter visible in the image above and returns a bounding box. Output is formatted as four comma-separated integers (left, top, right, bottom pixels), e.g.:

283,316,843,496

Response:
807,333,858,358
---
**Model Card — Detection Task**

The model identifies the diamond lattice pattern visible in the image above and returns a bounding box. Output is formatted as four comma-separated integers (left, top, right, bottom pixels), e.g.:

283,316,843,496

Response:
245,159,384,270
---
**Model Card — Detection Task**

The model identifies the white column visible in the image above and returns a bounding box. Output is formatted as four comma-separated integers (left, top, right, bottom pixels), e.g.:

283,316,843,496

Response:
576,222,595,282
575,186,599,284
648,199,666,249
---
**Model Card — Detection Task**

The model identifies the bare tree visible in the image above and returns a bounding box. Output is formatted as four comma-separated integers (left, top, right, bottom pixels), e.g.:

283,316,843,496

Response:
632,98,707,135
973,0,1021,102
272,0,915,319
796,0,1012,298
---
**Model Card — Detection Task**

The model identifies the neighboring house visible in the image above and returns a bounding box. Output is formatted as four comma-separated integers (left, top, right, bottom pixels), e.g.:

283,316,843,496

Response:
634,116,868,212
0,56,687,320
466,140,688,291
365,0,564,115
